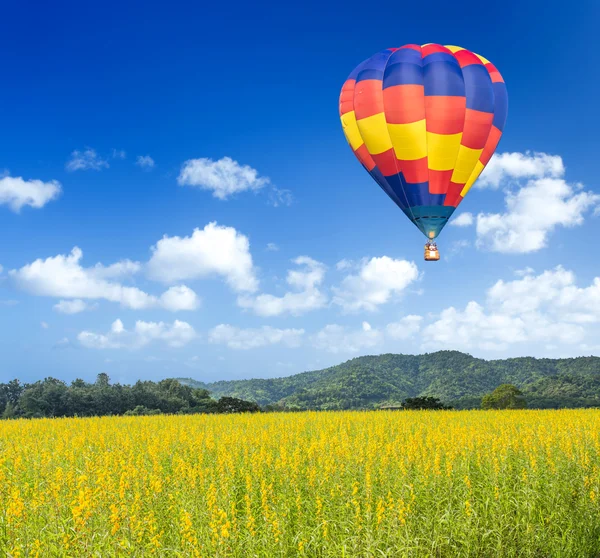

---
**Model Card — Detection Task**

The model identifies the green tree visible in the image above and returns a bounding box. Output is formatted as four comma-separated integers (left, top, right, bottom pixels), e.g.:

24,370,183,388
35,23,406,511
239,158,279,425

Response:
20,378,69,417
402,396,452,410
481,384,527,410
216,397,261,414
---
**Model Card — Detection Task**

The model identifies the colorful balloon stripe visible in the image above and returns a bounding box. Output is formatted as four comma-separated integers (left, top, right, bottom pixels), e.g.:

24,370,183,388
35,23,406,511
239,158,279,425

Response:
339,44,507,240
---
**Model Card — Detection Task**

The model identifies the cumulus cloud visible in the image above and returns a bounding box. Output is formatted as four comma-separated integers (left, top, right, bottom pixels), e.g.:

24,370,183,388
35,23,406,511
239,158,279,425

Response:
10,247,198,311
147,222,258,293
0,175,61,212
53,299,96,314
78,319,196,349
66,148,109,172
136,155,155,169
311,322,384,354
514,267,535,277
333,256,419,312
468,152,600,253
238,256,327,316
476,177,600,253
159,285,200,311
386,315,423,340
178,156,269,200
422,267,600,352
450,212,474,227
478,151,565,188
208,324,304,350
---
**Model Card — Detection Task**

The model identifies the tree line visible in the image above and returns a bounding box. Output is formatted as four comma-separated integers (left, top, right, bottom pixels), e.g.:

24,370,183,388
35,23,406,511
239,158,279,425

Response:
0,374,260,419
0,372,529,420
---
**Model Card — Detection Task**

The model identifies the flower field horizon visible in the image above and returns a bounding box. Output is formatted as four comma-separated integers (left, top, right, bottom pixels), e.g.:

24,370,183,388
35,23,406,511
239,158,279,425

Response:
1,409,600,557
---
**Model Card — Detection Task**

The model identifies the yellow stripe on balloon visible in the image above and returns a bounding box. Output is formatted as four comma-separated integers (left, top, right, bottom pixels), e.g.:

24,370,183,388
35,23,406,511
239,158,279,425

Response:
387,120,427,160
474,53,491,65
461,160,485,197
340,112,364,151
451,146,484,184
426,132,462,171
356,113,394,155
444,45,464,53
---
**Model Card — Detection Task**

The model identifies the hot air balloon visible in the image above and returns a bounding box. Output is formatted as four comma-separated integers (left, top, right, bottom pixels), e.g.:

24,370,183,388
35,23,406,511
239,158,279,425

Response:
339,44,507,260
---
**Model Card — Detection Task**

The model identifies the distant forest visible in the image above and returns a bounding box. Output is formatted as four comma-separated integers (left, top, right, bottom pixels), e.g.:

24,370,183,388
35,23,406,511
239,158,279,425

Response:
177,350,600,410
3,350,600,419
0,374,260,419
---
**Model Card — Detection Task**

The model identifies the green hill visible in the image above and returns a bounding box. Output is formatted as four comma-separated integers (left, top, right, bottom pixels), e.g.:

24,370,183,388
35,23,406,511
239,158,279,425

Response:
175,351,600,410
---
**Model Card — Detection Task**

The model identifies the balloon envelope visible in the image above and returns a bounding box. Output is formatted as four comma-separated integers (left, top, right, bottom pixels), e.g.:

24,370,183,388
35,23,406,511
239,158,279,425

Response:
339,44,507,239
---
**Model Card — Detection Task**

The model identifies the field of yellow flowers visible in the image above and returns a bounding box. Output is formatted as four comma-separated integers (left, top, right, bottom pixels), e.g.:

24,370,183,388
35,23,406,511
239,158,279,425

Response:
1,410,600,557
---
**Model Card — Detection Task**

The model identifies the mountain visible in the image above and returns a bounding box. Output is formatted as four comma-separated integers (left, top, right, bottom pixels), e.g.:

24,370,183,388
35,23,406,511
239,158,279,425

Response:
175,351,600,410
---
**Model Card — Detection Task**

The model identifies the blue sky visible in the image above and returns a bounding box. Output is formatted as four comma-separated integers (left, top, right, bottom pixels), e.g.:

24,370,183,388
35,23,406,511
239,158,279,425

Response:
1,0,599,384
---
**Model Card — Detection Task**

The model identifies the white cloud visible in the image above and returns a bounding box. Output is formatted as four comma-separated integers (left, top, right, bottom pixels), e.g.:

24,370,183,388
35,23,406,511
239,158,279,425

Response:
78,319,196,349
476,177,600,253
66,148,109,172
514,267,535,277
53,299,96,314
268,187,294,207
147,222,258,293
386,315,423,340
422,267,600,352
136,155,155,169
10,248,151,309
478,151,565,188
10,247,198,312
159,285,200,311
333,256,419,312
209,324,304,350
0,175,61,212
178,156,269,200
469,152,600,254
238,256,327,316
446,240,471,260
311,323,384,354
111,149,127,160
450,212,474,227
336,259,353,271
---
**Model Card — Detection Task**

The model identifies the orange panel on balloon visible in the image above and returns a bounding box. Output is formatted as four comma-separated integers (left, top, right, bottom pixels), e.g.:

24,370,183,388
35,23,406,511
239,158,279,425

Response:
339,80,356,116
485,63,504,83
401,158,429,183
421,44,452,56
461,109,494,149
454,49,483,68
354,80,384,120
480,126,502,165
354,144,376,171
371,149,399,177
382,85,425,124
428,170,454,194
424,96,466,134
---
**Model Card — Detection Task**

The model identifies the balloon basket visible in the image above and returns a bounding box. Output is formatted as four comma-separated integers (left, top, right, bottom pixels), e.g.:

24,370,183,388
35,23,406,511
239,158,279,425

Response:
424,242,440,261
